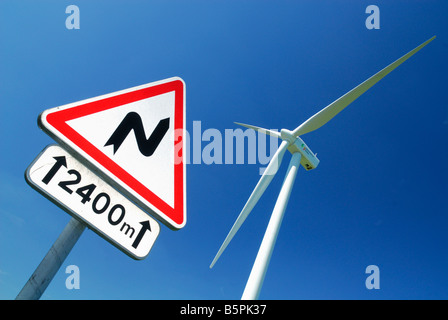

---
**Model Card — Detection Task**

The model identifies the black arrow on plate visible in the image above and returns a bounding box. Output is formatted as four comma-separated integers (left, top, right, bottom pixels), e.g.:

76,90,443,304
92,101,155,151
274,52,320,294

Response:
42,156,67,184
132,220,151,249
104,112,170,157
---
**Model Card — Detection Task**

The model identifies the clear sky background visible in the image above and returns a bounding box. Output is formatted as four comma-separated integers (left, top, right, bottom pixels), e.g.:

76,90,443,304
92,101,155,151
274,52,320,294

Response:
1,0,447,300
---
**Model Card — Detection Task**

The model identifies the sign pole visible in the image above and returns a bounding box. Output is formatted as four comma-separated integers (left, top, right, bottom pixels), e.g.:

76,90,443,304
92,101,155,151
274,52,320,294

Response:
16,217,86,300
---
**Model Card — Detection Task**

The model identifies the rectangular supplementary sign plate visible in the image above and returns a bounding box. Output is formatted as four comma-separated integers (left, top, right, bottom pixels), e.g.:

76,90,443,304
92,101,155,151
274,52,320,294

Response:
25,144,160,260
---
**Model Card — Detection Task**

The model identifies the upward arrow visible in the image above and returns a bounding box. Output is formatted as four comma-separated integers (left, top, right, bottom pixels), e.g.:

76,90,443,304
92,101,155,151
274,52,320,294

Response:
104,112,170,157
132,220,152,249
42,156,67,184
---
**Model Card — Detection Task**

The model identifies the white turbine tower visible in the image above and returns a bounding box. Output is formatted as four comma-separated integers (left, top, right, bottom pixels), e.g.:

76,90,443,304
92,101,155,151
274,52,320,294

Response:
210,36,436,300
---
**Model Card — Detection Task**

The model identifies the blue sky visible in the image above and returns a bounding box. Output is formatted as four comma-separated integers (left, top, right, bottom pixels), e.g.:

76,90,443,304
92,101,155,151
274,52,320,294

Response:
1,0,447,300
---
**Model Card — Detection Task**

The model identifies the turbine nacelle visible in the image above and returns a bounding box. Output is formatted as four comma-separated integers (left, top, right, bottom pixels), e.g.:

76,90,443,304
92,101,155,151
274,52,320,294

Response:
283,132,320,171
279,128,319,171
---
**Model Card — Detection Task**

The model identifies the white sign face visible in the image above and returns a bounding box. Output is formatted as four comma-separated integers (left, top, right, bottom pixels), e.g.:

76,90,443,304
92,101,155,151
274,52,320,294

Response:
25,144,160,260
38,77,186,230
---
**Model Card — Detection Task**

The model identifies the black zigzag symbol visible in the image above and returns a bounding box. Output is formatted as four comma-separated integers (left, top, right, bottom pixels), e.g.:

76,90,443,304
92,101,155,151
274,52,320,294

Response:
105,112,170,157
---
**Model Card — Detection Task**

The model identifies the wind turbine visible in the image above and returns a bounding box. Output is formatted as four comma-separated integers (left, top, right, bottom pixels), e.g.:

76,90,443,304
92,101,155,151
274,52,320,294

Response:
210,36,436,300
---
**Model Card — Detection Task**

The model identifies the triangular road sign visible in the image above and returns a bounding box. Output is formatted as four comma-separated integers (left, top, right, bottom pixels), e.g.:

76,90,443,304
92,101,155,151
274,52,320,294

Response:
38,77,186,230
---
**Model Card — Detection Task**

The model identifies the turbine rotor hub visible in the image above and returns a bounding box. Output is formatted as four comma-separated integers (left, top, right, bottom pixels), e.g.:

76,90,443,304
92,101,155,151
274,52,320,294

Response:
280,128,296,144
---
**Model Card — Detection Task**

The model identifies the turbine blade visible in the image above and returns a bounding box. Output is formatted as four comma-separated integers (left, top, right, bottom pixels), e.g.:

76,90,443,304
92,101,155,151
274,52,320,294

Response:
210,140,289,268
234,122,281,139
293,36,436,137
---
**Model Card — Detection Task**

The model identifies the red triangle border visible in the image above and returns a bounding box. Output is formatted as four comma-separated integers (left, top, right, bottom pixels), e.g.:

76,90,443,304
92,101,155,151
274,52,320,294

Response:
44,80,185,227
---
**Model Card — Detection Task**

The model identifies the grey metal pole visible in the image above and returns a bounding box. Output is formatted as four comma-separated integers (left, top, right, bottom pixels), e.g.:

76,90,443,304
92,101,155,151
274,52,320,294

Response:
16,217,86,300
241,152,302,300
